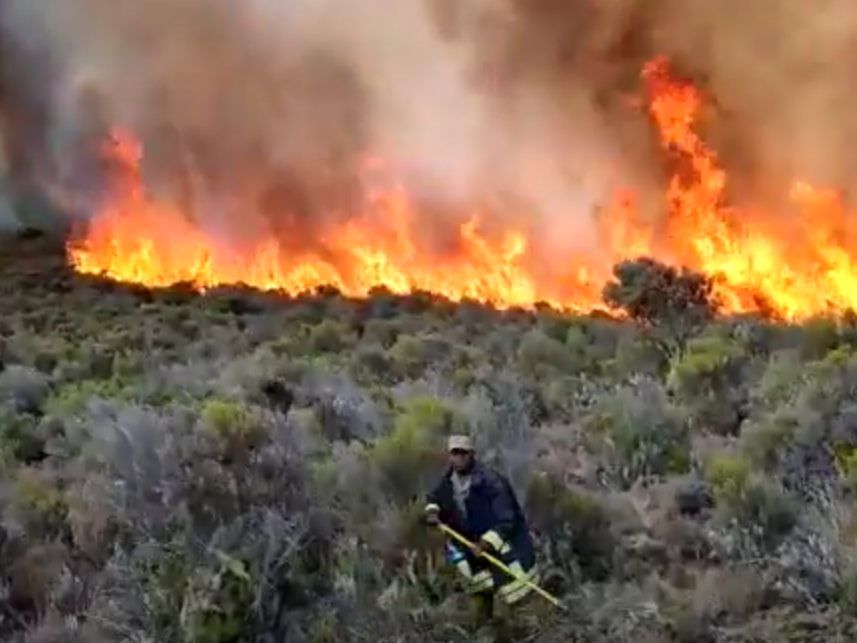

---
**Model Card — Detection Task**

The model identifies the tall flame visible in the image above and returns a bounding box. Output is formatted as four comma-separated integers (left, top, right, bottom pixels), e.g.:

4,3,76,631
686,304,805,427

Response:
68,57,857,320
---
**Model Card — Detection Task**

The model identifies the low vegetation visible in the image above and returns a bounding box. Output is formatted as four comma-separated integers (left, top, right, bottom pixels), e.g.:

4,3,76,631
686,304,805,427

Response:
1,234,857,641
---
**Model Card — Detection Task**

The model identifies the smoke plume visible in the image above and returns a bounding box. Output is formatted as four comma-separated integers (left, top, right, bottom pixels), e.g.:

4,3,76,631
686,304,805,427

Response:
0,0,856,257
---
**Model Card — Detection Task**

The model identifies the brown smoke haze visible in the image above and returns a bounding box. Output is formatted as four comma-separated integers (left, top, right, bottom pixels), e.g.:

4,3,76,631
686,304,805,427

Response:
0,0,856,255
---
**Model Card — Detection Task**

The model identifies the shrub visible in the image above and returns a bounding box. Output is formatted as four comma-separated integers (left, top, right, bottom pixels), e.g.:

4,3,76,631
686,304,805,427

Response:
689,567,765,622
0,365,50,414
798,317,841,360
740,415,796,470
0,409,44,463
517,329,578,377
838,563,857,615
602,257,716,355
372,396,452,503
387,334,450,379
589,383,690,486
705,451,797,543
751,350,805,411
525,473,616,580
351,344,393,383
667,333,748,434
613,333,668,377
9,467,69,539
736,479,798,544
45,377,135,416
706,453,751,504
179,552,254,643
309,319,354,353
133,542,195,639
835,446,857,492
199,398,266,461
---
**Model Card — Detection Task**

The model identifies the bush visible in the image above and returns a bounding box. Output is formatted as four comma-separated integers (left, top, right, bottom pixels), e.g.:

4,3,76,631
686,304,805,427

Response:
706,453,751,504
740,415,796,470
0,365,50,414
526,473,616,581
372,396,452,503
309,320,355,353
199,399,266,462
613,333,668,377
838,563,857,615
589,383,690,486
0,409,45,463
179,552,254,643
9,467,69,539
387,334,450,379
667,333,749,434
517,328,579,377
602,257,716,355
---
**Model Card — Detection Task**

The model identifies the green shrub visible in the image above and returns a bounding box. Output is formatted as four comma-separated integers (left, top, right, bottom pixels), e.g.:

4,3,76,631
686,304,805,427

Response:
838,563,857,615
740,416,796,469
351,344,393,383
798,317,841,360
706,459,797,545
613,334,668,377
733,479,798,545
835,446,857,492
565,324,590,360
526,473,615,580
668,334,745,392
387,334,450,379
667,334,748,434
45,377,136,416
136,543,195,639
372,396,452,502
590,386,690,486
0,409,44,463
10,467,68,538
517,329,578,377
542,376,580,421
706,453,751,504
309,319,354,353
538,315,571,343
362,319,401,348
179,552,253,643
751,351,805,410
199,399,266,461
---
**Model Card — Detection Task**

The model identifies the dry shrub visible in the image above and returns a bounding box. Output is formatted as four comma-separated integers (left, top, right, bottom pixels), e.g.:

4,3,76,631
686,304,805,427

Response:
690,567,766,622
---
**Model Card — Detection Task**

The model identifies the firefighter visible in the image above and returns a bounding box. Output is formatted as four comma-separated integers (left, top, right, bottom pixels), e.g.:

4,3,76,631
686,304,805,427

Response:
424,435,538,626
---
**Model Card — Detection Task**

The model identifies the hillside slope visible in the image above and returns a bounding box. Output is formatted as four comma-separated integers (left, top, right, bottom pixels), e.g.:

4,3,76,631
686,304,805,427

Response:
1,231,857,642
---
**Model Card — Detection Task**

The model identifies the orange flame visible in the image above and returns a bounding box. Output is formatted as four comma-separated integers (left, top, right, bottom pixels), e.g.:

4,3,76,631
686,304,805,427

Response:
68,57,857,321
641,56,857,320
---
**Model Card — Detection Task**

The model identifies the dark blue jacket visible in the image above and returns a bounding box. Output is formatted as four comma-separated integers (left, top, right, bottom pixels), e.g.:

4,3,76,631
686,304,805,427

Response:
425,460,535,571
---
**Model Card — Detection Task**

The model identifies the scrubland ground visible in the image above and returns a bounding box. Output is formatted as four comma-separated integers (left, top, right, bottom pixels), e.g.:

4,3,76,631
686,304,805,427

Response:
2,232,857,642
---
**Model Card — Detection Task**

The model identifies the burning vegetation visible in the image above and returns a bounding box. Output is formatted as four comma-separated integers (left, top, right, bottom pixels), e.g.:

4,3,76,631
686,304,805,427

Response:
65,56,857,321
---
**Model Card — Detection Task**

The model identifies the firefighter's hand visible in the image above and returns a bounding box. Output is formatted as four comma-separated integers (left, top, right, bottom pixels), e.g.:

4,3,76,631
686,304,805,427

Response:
424,508,440,526
471,539,494,558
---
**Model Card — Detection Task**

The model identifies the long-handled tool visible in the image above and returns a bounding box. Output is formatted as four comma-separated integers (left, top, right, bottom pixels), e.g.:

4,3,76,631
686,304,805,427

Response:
436,522,567,612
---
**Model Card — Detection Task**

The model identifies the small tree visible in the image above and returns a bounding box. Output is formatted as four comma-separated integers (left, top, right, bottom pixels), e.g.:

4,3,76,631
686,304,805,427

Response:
602,258,716,356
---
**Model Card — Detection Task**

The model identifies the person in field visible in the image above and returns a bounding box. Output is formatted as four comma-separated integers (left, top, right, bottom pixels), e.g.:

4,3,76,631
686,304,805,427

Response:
424,435,538,626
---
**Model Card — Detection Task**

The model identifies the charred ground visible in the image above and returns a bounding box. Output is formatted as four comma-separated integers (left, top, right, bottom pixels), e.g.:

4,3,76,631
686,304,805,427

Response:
2,230,857,641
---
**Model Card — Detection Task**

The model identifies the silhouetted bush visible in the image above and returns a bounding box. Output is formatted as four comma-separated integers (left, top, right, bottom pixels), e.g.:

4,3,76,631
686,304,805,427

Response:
603,258,716,356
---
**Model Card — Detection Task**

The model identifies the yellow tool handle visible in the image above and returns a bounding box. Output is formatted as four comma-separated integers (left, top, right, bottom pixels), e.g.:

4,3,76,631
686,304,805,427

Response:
437,522,567,611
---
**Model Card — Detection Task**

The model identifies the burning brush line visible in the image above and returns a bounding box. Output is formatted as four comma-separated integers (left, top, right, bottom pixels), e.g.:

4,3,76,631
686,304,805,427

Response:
67,57,857,321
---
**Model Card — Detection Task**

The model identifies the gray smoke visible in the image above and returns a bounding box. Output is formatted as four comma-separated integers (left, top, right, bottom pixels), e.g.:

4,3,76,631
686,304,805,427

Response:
0,0,855,254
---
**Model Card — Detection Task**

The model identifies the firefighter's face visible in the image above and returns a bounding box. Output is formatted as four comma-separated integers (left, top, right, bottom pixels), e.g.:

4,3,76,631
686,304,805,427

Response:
449,448,472,472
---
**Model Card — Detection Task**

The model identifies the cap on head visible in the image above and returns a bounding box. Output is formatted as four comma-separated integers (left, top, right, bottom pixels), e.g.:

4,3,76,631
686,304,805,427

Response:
447,434,473,452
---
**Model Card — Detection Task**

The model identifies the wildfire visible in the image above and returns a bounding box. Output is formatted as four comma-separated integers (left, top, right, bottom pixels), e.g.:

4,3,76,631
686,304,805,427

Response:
67,57,857,321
